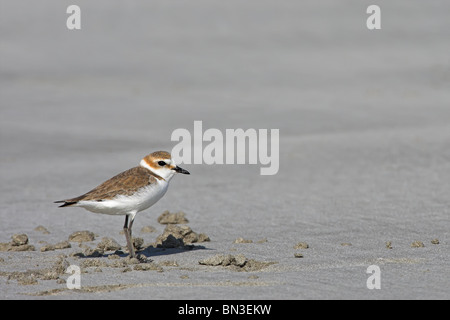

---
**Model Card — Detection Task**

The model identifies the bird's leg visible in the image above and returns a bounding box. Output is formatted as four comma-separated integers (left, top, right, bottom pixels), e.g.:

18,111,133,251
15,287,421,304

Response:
128,217,134,239
123,215,136,258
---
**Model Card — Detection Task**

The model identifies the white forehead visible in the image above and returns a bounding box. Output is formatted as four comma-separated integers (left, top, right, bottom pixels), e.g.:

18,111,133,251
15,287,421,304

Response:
166,158,177,167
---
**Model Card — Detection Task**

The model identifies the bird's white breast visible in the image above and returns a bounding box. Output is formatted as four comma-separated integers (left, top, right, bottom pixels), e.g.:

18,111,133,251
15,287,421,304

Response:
77,179,169,216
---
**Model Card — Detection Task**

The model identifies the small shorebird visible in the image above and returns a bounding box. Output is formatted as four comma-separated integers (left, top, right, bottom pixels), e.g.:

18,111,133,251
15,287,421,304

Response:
55,151,190,258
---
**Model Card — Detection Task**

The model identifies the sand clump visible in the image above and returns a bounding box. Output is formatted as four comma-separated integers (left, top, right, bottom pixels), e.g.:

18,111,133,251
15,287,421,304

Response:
159,260,179,267
156,224,210,248
140,226,156,233
411,241,425,248
234,237,253,244
293,242,309,249
78,255,162,272
234,237,268,244
3,243,35,252
68,231,95,243
34,226,50,234
11,234,28,246
0,255,69,285
293,242,309,257
132,237,145,251
82,247,104,258
200,254,247,267
96,237,122,252
40,241,71,252
157,210,189,224
0,234,35,252
133,262,163,272
199,254,276,272
72,236,135,258
341,243,352,247
80,258,108,269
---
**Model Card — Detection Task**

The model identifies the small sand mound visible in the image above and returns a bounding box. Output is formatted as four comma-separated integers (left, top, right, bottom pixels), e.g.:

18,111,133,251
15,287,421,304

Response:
11,234,29,246
234,237,253,244
411,241,425,248
140,226,156,233
34,226,50,234
293,242,309,249
68,231,95,243
199,254,276,272
0,234,35,252
96,237,121,252
0,256,69,285
157,210,189,224
156,225,210,248
40,241,71,252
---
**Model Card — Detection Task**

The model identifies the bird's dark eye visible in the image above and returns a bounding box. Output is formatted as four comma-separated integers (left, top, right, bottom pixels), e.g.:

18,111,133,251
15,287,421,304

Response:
158,161,167,166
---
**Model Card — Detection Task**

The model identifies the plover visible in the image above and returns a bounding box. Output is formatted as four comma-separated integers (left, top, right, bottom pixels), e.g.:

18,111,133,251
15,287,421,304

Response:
55,151,190,258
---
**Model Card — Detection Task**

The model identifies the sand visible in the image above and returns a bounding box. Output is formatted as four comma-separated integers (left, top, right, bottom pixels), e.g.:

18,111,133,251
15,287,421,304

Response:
0,1,449,300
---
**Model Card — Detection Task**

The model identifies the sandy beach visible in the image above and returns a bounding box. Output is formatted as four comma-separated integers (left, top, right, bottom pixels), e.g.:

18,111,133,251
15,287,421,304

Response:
0,1,449,299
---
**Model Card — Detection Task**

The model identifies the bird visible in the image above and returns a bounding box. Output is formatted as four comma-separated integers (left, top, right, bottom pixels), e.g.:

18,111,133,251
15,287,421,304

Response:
54,151,190,258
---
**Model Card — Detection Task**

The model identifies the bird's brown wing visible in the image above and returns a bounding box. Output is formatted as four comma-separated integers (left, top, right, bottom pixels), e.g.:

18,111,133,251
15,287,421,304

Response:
55,166,157,206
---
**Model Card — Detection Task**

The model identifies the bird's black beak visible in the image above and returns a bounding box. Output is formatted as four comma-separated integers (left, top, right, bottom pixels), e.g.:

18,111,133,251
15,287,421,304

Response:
174,166,190,174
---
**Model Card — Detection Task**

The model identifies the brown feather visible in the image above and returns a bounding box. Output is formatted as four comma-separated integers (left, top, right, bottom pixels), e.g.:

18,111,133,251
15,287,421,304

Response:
56,166,162,204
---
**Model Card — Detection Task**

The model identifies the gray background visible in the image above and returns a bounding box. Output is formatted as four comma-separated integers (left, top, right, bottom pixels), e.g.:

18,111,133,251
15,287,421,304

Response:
1,0,449,299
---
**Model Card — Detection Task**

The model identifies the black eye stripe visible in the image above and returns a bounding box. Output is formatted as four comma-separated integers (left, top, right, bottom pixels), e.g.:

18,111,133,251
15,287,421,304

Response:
158,161,167,166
